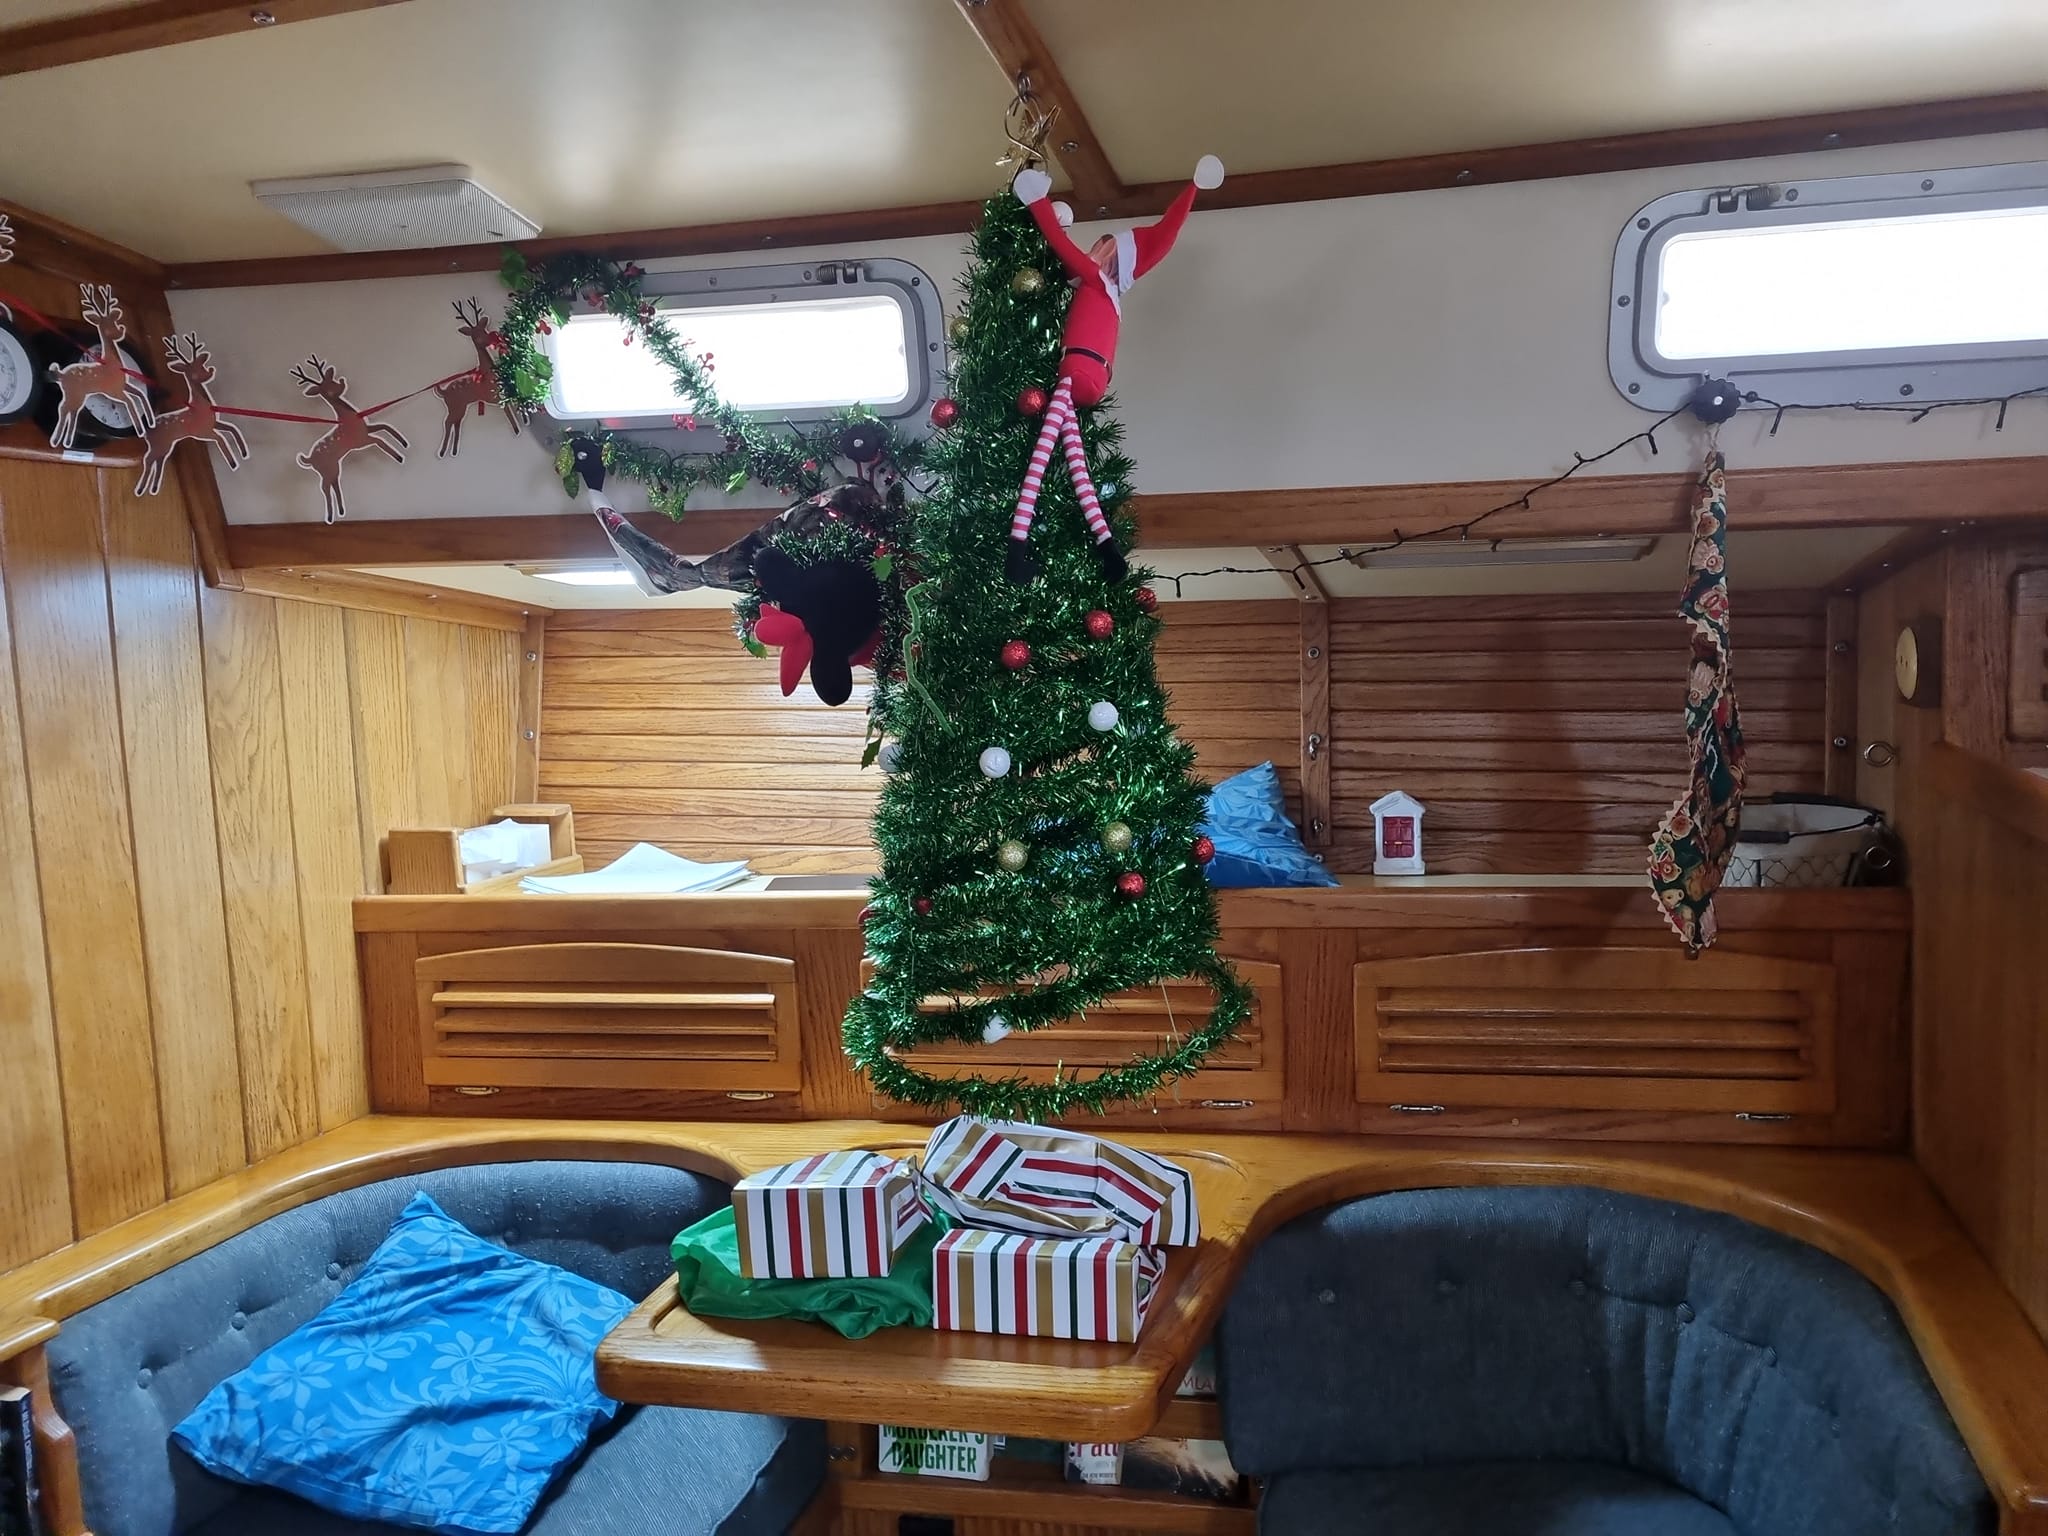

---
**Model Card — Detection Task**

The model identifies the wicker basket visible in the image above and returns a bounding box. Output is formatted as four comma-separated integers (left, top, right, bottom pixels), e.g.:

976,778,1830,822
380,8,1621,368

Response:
1724,795,1889,889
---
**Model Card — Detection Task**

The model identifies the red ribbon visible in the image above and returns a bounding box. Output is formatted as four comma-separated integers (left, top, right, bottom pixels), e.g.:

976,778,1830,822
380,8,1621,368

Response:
1,288,483,425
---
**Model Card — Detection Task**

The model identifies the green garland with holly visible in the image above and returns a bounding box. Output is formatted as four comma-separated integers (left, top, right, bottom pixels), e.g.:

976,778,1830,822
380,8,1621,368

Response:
492,249,925,520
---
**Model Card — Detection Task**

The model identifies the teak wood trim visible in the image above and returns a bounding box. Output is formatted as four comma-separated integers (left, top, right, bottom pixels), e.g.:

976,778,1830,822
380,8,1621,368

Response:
0,195,163,288
951,0,1123,211
516,613,544,801
1929,741,2048,844
162,90,2048,289
0,1343,86,1536
221,457,2048,571
234,566,544,631
1299,603,1331,847
1824,595,1858,796
0,0,415,77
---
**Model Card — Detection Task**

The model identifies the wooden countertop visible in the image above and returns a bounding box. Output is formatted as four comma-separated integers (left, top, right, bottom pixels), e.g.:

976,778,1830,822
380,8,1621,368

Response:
355,880,1909,933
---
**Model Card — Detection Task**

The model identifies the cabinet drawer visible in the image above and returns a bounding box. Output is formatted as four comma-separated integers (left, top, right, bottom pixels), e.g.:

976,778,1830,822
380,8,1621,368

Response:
878,959,1283,1109
1353,945,1835,1116
417,941,801,1093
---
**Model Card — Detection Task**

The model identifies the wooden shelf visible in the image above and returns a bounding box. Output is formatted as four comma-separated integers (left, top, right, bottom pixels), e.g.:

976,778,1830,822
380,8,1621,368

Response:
0,421,139,468
1151,1397,1224,1441
844,1471,1255,1534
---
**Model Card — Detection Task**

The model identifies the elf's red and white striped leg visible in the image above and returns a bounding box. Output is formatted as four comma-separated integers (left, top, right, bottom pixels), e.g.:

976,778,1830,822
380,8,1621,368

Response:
1007,378,1073,583
1057,404,1128,582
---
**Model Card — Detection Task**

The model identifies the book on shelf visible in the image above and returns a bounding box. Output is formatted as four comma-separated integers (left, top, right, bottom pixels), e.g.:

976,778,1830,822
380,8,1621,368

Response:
0,1384,43,1536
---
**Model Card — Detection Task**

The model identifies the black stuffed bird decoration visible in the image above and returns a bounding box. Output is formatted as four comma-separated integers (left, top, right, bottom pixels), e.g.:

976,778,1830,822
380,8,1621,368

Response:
750,546,882,707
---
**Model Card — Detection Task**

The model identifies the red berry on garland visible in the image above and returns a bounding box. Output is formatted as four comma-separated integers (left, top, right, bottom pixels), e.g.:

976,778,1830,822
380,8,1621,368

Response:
1193,835,1217,863
1001,639,1031,670
1116,871,1148,899
1084,609,1115,640
930,397,960,428
1017,385,1048,416
914,897,933,916
1135,586,1159,614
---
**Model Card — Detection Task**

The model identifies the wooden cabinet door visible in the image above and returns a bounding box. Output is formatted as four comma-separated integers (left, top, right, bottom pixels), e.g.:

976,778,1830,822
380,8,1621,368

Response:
1353,945,1835,1116
416,941,801,1093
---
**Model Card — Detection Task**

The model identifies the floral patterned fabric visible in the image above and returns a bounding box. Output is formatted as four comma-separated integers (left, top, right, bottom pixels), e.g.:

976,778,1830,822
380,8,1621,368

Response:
1648,452,1746,955
172,1193,634,1534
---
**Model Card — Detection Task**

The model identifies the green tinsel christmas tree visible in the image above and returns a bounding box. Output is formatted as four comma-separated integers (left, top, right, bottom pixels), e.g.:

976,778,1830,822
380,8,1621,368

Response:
843,191,1251,1119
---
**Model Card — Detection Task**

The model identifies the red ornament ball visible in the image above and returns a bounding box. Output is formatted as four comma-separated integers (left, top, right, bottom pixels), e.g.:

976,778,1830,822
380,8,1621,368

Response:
1084,609,1115,640
1193,835,1217,863
1135,586,1159,614
914,897,933,916
1017,385,1049,417
857,903,877,926
1116,871,1148,899
1001,639,1031,670
929,397,960,429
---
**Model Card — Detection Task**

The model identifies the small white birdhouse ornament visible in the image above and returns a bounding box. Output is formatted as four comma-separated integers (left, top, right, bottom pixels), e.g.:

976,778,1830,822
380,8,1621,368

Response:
1370,790,1426,876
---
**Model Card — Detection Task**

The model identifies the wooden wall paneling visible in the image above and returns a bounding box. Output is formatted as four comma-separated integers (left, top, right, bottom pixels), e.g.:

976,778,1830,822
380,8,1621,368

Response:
1854,553,1948,858
1829,928,1910,1149
795,929,869,1119
2013,569,2048,743
1823,595,1858,797
403,617,476,827
273,600,372,1129
0,490,72,1268
342,609,422,886
1944,541,2020,760
362,932,429,1113
464,624,522,815
1298,602,1331,847
198,585,320,1159
100,475,246,1193
0,460,167,1232
516,612,544,802
1277,925,1358,1132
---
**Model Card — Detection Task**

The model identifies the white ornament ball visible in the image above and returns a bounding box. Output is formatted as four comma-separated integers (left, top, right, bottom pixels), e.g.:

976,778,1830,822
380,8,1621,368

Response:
877,740,904,773
1087,701,1120,732
982,1016,1012,1044
979,745,1013,778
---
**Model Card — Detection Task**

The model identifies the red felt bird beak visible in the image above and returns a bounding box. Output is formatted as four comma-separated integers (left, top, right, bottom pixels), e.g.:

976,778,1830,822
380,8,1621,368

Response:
752,605,813,696
852,629,880,670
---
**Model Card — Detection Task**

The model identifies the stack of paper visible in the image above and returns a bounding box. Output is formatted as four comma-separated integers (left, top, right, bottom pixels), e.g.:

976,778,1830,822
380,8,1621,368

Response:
520,842,751,895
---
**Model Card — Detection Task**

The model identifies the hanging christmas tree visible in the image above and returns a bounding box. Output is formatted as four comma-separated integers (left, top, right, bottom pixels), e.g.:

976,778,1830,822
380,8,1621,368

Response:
844,171,1250,1120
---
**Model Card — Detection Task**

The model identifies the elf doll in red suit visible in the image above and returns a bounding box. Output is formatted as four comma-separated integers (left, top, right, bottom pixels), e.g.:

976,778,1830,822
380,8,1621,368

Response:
1006,155,1226,584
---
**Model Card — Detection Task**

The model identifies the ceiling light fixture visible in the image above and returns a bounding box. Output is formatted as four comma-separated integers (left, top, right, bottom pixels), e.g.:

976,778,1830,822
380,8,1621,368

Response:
518,563,641,588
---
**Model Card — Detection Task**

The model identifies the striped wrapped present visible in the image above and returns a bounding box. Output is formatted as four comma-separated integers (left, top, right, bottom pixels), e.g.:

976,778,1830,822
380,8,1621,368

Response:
932,1228,1165,1342
920,1117,1199,1246
732,1150,929,1279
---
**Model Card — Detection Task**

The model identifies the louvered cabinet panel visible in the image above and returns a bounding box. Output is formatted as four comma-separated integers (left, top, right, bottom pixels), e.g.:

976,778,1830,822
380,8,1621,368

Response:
878,960,1284,1109
1353,946,1835,1115
2011,568,2047,741
416,942,800,1092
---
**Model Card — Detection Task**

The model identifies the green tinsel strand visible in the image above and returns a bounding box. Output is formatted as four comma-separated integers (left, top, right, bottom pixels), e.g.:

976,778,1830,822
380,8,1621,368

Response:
842,193,1250,1119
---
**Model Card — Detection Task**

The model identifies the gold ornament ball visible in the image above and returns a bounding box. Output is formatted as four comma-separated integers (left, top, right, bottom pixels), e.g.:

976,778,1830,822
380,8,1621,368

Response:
997,838,1030,872
947,313,970,343
1102,821,1134,854
1011,266,1045,296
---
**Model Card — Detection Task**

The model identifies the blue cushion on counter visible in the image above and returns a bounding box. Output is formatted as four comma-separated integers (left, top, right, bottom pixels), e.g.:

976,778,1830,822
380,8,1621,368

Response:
172,1192,635,1534
1200,761,1338,888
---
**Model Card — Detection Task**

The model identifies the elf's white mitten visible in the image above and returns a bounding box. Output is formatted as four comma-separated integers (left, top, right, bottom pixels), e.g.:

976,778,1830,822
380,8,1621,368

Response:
1193,155,1225,190
1012,167,1053,204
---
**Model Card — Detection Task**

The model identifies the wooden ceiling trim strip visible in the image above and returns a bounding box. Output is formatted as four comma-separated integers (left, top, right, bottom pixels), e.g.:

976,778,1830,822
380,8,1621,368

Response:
161,89,2048,291
220,453,2048,572
0,0,415,79
0,197,164,288
950,0,1124,211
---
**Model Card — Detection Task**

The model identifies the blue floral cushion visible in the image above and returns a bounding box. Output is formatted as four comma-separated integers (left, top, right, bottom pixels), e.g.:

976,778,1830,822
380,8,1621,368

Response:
171,1192,635,1534
1200,761,1339,888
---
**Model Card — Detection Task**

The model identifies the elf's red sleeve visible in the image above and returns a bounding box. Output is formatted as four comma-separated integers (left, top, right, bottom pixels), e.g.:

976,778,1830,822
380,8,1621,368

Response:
1025,196,1098,283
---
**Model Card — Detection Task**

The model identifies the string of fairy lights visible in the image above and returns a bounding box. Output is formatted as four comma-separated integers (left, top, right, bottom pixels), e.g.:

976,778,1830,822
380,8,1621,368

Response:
1144,376,2048,597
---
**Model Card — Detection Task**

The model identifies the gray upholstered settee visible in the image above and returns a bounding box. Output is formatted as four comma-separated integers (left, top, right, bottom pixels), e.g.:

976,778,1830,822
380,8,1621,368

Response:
44,1160,824,1536
1219,1185,1995,1536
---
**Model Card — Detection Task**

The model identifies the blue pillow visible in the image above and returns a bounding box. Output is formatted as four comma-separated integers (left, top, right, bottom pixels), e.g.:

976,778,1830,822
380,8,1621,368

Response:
172,1192,634,1534
1200,762,1339,888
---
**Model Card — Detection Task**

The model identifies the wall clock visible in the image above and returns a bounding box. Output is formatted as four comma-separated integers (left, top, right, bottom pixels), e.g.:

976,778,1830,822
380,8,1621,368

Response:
1894,617,1942,709
0,318,38,425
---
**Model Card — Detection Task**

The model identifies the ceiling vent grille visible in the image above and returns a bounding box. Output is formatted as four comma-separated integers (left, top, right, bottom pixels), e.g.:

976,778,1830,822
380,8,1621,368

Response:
251,164,538,251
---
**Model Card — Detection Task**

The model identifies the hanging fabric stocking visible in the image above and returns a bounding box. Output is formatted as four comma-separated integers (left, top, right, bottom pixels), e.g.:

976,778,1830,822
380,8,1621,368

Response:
1649,450,1746,954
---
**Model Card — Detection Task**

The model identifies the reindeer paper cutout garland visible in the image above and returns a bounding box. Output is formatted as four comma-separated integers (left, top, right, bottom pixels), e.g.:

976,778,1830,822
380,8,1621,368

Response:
135,335,249,496
435,298,523,457
291,356,409,522
50,285,155,450
0,215,14,321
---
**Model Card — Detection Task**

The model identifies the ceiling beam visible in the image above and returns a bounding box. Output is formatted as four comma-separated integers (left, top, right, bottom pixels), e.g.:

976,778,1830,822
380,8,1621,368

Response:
1261,545,1328,602
222,455,2048,572
950,0,1124,212
0,0,414,77
163,88,2048,290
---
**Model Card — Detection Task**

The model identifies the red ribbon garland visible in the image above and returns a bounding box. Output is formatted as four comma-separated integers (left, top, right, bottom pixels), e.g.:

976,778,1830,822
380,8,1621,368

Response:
2,288,482,424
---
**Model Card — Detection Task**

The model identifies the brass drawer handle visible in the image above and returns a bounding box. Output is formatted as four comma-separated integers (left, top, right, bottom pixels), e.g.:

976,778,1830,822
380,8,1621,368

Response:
1198,1099,1255,1110
726,1090,777,1102
1389,1103,1447,1115
1735,1111,1793,1122
453,1085,501,1097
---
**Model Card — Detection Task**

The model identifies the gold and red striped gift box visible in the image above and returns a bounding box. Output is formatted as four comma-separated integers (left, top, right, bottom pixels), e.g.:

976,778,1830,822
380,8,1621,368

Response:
732,1150,928,1279
932,1227,1165,1342
921,1117,1199,1246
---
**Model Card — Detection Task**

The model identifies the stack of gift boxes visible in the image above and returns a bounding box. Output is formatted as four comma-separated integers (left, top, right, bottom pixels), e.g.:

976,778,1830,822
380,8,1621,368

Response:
729,1116,1198,1343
